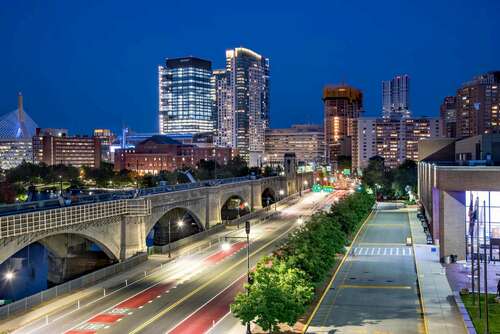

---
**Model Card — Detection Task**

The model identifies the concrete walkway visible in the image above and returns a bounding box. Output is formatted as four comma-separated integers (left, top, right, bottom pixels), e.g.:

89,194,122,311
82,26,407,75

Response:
408,208,468,334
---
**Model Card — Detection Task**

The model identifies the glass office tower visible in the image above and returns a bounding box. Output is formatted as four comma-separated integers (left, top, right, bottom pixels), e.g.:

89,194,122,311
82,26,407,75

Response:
158,57,214,135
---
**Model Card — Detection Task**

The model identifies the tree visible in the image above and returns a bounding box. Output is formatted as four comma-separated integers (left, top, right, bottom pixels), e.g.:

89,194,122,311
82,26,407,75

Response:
391,159,417,198
231,258,314,333
225,156,249,177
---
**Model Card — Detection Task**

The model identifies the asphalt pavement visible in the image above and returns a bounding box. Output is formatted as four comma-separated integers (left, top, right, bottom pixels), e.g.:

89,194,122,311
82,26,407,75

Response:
307,202,425,334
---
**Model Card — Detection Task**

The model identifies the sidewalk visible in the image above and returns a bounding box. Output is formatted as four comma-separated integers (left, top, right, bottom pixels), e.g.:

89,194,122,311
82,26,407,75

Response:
408,208,468,334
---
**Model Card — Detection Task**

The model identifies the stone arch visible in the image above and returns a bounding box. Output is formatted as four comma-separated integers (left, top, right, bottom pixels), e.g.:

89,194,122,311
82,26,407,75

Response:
219,191,250,211
146,205,205,238
220,193,250,221
0,230,120,267
261,187,277,207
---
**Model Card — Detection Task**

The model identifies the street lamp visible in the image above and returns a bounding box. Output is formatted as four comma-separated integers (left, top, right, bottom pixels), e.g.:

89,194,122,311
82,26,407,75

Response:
168,219,184,258
58,175,63,194
4,271,14,281
222,221,252,334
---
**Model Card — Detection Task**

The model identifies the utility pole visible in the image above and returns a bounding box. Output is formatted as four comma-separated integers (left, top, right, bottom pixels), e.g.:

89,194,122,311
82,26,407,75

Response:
245,220,251,334
483,201,489,334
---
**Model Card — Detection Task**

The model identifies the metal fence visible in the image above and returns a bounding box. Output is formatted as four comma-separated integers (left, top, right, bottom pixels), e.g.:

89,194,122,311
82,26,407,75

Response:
0,253,147,319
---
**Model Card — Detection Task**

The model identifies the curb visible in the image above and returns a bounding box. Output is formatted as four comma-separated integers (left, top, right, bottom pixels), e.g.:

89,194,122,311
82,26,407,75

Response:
453,292,477,334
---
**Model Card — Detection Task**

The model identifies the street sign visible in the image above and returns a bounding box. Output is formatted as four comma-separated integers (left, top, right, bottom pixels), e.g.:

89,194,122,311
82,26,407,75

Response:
312,184,322,192
323,186,334,193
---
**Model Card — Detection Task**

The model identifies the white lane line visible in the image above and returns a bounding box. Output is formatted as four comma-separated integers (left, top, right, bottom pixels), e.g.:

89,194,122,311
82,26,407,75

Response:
409,248,412,256
205,310,233,334
371,248,375,255
396,248,399,256
377,248,381,255
383,248,387,255
358,247,363,255
167,272,246,333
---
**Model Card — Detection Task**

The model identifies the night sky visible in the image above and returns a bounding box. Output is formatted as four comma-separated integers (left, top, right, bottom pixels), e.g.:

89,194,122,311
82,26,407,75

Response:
0,0,498,135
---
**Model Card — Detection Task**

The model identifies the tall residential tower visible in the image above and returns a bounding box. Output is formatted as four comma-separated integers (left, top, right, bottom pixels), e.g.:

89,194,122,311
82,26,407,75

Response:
225,47,270,165
382,74,410,119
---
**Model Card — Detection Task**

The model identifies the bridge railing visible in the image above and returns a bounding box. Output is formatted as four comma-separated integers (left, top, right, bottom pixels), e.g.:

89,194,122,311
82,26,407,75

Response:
0,175,272,218
0,200,132,239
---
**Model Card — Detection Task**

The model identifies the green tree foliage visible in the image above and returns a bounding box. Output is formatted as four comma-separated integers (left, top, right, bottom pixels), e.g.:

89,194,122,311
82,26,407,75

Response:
361,156,417,199
390,159,417,198
231,257,314,333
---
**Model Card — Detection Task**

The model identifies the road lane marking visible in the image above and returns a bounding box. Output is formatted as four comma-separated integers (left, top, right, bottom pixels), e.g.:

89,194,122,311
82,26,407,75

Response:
129,215,308,334
168,273,246,334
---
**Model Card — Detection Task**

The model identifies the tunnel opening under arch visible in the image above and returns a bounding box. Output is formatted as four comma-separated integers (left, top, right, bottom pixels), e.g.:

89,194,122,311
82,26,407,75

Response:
261,188,276,207
146,207,203,247
221,195,250,221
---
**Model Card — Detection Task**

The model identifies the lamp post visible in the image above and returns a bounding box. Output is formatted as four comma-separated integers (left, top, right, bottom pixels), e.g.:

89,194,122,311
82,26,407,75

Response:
59,175,63,194
221,221,252,334
168,220,184,258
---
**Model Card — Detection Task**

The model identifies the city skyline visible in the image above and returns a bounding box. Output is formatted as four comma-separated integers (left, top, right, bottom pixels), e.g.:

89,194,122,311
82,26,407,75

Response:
0,1,499,134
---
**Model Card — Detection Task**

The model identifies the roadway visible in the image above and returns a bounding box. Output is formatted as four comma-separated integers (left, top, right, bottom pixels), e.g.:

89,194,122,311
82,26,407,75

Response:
12,190,336,334
306,202,424,334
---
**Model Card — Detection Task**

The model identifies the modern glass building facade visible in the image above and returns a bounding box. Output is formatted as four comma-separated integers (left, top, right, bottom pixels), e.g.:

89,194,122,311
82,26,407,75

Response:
225,47,270,165
158,57,215,135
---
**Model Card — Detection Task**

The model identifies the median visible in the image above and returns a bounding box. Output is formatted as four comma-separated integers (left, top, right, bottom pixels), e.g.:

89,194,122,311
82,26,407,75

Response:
230,191,375,333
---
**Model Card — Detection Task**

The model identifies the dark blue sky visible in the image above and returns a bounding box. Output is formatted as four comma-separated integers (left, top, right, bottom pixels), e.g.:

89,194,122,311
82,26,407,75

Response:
0,0,498,134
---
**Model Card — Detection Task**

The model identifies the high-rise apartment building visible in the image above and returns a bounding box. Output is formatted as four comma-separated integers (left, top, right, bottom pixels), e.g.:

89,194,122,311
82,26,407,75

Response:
158,57,214,135
212,69,235,148
382,74,411,119
456,71,500,138
353,117,441,171
264,124,324,166
323,84,363,165
440,96,457,138
225,47,270,166
404,117,441,161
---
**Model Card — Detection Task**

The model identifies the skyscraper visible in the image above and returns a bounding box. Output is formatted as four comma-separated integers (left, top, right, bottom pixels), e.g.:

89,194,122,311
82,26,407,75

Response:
323,84,363,165
225,47,270,165
212,69,235,148
440,96,457,138
382,74,410,119
158,57,214,135
456,71,500,138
